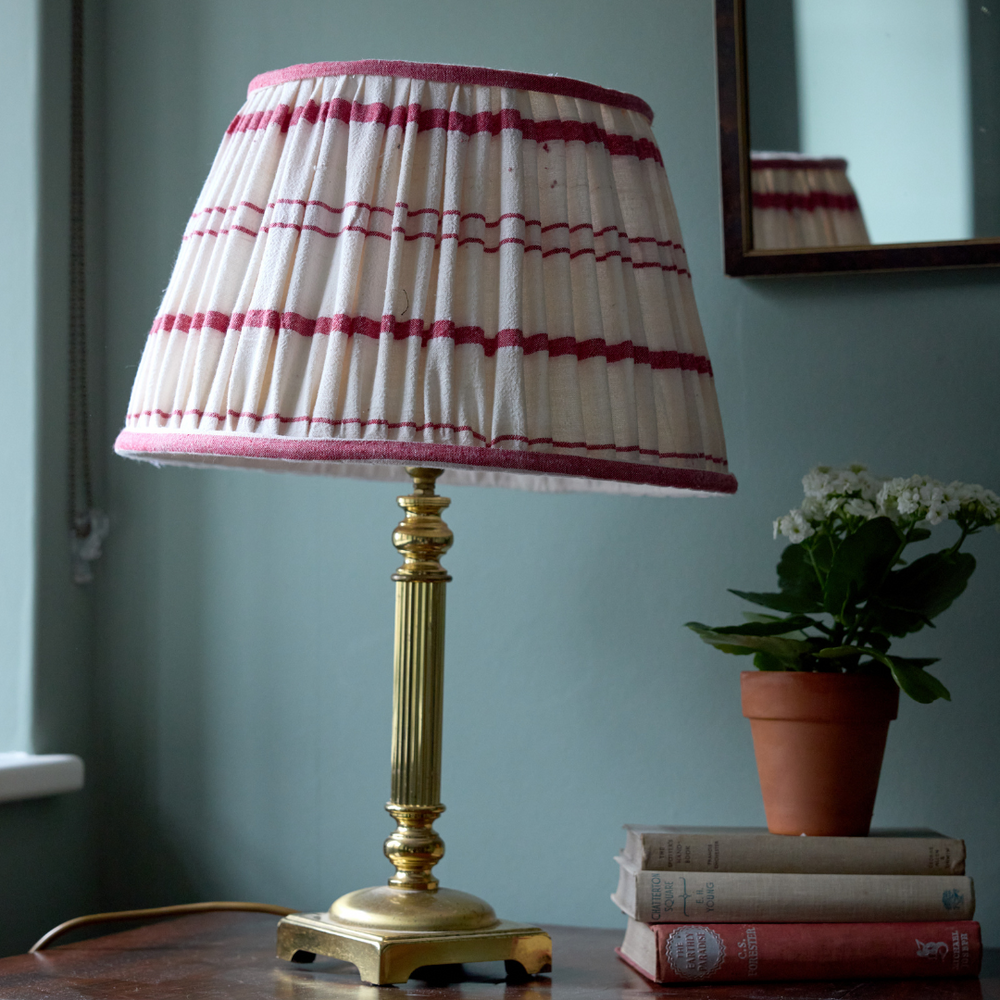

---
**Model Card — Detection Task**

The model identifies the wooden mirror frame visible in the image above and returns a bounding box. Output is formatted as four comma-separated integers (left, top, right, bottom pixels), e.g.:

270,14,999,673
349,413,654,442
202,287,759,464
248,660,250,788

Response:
717,0,1000,276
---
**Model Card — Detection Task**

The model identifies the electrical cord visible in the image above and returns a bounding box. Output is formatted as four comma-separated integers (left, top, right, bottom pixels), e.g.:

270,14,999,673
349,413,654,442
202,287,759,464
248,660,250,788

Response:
29,902,297,953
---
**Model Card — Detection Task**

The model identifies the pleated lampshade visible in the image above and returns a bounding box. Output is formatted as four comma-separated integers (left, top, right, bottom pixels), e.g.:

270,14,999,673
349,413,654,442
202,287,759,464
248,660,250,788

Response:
114,60,736,497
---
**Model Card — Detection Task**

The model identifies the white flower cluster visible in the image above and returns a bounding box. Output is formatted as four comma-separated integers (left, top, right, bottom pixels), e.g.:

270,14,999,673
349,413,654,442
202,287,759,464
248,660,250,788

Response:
773,465,1000,542
876,476,998,527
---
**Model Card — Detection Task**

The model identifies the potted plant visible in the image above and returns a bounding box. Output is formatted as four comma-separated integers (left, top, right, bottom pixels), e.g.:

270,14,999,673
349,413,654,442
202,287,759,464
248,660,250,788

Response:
688,466,999,836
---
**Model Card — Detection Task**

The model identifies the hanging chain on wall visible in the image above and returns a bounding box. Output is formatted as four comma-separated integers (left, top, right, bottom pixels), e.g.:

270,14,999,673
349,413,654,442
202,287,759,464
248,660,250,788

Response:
68,0,107,585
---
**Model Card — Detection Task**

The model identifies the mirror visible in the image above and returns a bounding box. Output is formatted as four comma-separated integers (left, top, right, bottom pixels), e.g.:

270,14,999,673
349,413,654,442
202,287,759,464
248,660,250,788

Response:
716,0,1000,274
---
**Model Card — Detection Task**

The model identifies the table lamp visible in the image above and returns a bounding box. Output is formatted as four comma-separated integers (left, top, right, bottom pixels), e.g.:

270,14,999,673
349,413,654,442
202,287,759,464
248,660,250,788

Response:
114,60,736,984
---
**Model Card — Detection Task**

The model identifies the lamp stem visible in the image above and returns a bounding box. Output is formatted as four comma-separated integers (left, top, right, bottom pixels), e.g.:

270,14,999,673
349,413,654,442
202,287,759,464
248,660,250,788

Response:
280,467,550,976
384,467,452,891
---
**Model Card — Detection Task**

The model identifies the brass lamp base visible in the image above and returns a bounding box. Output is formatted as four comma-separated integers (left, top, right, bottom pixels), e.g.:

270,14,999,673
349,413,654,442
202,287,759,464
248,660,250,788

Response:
276,907,552,985
277,471,552,984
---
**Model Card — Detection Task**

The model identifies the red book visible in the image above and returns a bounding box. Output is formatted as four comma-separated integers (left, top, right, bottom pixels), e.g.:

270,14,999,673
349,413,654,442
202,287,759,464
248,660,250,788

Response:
616,918,982,983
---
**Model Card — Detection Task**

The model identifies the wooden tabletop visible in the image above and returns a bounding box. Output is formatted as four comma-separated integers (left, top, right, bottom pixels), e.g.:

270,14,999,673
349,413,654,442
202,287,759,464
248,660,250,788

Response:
0,912,996,999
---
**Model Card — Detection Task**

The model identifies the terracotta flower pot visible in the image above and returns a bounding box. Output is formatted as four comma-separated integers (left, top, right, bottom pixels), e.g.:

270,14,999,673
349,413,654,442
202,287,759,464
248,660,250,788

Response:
740,671,900,837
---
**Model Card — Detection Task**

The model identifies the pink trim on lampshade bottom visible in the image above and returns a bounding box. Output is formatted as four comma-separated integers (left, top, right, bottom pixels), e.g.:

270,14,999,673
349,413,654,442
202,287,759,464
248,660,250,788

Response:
126,407,727,464
146,311,712,375
247,60,654,121
225,101,662,166
114,430,737,495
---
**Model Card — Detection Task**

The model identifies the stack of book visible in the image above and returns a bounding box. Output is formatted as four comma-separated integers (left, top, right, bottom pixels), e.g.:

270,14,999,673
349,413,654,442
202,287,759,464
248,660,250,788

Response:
612,825,981,984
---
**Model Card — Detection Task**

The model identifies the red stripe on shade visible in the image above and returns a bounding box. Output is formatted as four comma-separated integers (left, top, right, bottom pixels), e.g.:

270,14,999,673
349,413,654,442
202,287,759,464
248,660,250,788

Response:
225,99,663,167
190,200,267,219
181,221,689,273
753,191,861,212
114,430,737,494
246,60,654,121
184,202,686,258
183,224,259,240
149,311,713,376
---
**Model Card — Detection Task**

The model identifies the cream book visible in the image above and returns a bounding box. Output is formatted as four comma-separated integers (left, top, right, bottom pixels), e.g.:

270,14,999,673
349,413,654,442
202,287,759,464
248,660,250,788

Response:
621,825,965,875
612,855,975,923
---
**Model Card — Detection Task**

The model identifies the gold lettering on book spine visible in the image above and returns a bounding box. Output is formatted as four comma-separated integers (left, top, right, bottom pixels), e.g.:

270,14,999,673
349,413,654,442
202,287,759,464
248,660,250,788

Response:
384,468,452,891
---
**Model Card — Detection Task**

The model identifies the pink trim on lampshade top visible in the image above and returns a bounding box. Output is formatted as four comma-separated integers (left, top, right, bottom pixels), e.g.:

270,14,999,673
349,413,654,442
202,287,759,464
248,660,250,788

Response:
248,59,654,121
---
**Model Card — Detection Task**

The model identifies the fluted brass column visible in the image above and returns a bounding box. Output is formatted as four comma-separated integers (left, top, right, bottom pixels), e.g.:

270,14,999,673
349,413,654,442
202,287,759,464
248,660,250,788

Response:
384,467,451,890
277,467,552,983
325,467,498,932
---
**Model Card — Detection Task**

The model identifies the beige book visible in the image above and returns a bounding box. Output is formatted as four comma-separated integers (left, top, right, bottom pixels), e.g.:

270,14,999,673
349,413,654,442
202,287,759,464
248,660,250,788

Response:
621,825,965,875
612,855,975,923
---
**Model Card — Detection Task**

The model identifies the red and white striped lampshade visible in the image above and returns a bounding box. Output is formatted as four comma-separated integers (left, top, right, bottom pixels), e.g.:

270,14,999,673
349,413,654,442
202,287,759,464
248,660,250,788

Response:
114,61,736,497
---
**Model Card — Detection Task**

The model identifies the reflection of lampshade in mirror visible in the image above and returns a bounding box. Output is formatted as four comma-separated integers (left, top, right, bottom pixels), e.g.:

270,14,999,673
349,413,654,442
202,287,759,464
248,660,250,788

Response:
750,152,870,250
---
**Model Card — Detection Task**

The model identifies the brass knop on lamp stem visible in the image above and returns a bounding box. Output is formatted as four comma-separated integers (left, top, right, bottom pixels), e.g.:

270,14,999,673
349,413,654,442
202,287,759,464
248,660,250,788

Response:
392,468,453,583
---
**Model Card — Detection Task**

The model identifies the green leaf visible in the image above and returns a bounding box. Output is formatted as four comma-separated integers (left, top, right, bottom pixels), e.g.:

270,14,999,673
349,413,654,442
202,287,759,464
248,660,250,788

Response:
744,617,810,640
685,622,754,655
777,544,824,603
741,614,810,639
878,551,976,624
906,528,933,543
860,631,892,654
814,645,863,659
824,516,902,618
864,602,930,638
686,623,811,664
890,656,941,669
753,651,789,671
730,589,823,614
890,663,951,704
695,616,816,637
685,622,716,634
869,650,952,704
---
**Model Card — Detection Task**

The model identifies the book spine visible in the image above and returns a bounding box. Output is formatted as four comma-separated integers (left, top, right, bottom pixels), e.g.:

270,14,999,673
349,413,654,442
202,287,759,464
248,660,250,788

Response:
636,833,965,875
622,871,974,923
632,921,982,983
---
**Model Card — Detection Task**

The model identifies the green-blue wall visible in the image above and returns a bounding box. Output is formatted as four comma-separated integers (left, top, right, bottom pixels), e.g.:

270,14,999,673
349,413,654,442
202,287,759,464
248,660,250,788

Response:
4,0,999,956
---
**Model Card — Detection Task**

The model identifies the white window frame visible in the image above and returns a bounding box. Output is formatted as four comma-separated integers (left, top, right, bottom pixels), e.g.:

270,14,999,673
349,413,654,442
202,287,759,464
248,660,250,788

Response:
0,0,83,800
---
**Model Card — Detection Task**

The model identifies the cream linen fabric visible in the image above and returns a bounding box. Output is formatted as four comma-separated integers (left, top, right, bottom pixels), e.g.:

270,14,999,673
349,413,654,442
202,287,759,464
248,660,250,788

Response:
116,65,734,496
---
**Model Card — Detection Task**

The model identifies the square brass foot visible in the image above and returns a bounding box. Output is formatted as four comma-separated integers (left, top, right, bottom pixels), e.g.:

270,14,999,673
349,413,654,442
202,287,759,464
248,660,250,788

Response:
277,911,552,985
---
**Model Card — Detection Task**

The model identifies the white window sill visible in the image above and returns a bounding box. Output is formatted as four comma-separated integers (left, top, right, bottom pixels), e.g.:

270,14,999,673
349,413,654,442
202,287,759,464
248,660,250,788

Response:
0,752,84,803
